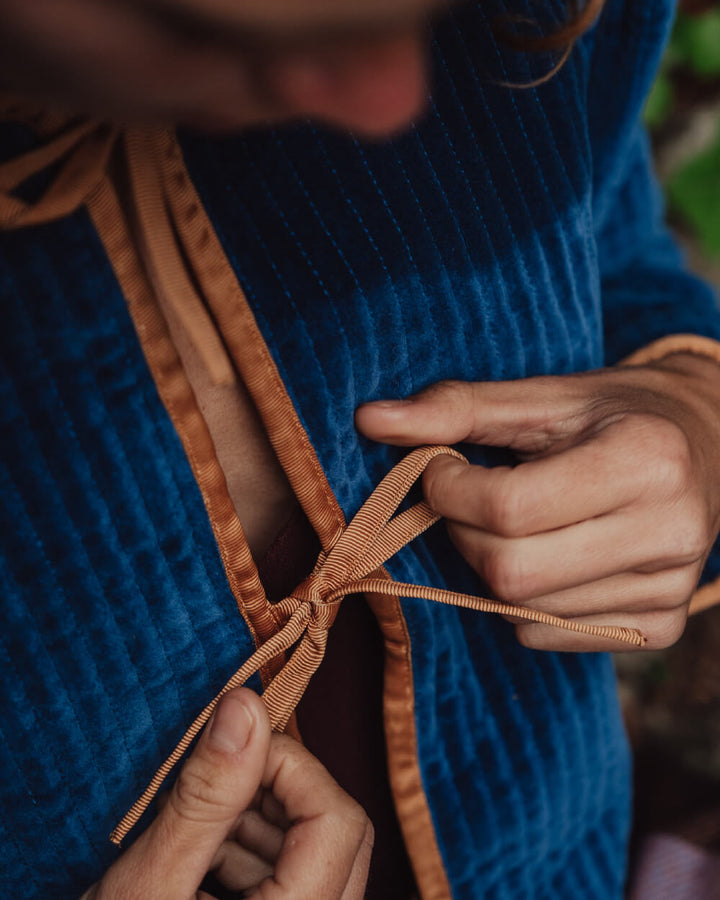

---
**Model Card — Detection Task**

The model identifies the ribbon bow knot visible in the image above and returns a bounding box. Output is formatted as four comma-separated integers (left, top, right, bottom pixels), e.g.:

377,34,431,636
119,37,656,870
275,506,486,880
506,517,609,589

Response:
110,444,644,845
278,567,341,628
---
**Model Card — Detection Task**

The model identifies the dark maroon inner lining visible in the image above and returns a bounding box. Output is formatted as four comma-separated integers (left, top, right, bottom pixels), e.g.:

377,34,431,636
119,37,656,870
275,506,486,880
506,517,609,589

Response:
257,506,417,900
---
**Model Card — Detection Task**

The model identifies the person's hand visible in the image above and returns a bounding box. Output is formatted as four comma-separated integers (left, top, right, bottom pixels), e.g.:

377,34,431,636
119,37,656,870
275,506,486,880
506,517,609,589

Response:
356,353,720,652
0,0,444,136
81,688,372,899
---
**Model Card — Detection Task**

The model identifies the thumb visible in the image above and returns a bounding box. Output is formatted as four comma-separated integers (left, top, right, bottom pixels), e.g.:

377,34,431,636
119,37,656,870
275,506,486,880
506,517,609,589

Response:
355,378,590,452
103,688,271,900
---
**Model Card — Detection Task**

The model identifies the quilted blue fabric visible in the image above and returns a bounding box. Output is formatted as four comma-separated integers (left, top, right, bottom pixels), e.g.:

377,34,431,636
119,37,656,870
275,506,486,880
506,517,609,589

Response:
2,0,720,897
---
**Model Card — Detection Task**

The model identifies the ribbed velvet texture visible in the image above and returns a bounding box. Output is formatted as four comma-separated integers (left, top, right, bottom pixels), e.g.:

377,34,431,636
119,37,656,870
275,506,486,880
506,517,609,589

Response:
0,213,261,893
2,0,720,897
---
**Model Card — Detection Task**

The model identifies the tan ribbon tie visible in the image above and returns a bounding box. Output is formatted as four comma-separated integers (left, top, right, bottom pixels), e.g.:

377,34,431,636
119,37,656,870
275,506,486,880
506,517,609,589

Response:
110,444,645,845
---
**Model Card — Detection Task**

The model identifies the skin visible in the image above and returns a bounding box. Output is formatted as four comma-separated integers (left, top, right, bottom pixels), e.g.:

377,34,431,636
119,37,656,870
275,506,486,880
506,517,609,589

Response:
356,353,720,653
0,0,454,136
81,689,373,900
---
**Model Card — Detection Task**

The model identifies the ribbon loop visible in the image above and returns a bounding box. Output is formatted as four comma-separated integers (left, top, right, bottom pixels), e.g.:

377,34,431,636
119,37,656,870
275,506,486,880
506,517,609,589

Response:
0,116,118,229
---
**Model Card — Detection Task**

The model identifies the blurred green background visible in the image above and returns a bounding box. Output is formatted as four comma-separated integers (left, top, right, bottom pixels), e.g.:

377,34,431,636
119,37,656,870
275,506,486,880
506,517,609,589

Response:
646,1,720,272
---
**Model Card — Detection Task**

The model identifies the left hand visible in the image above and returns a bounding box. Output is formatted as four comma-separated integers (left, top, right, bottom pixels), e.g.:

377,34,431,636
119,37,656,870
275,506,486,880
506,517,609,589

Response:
356,353,720,652
82,689,372,900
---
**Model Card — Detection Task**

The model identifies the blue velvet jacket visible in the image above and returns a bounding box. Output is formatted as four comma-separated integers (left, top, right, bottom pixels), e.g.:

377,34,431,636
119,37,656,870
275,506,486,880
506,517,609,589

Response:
2,1,720,897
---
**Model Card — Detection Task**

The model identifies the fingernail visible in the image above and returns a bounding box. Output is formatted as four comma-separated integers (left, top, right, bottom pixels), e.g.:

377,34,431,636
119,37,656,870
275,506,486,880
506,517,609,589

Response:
207,693,254,754
365,398,413,409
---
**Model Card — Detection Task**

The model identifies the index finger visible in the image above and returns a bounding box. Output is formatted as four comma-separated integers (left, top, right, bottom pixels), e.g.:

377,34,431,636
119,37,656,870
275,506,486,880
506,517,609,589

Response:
423,422,646,537
251,734,372,900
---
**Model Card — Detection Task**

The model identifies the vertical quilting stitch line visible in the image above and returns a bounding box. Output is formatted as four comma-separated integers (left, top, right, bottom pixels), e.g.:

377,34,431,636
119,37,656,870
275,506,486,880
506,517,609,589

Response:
2,356,163,760
460,625,535,892
464,11,579,363
0,630,96,875
0,723,45,894
30,275,210,712
388,139,472,378
308,126,430,446
0,479,110,857
442,19,558,372
239,143,357,420
479,12,594,364
351,141,417,393
310,125,423,328
429,39,524,375
132,376,233,663
271,134,375,416
1,337,177,780
561,30,603,334
551,653,598,849
407,124,492,373
239,141,354,412
384,135,461,379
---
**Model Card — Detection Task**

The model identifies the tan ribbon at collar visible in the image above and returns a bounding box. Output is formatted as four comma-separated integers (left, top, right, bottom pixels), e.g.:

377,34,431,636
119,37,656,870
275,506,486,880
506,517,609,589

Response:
0,120,117,229
109,444,644,845
0,107,234,386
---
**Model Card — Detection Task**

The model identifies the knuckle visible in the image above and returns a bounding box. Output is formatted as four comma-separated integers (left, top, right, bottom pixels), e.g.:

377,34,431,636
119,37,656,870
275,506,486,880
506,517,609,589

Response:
328,795,372,848
642,418,693,494
645,610,687,650
651,568,698,611
363,817,376,850
515,624,543,650
424,379,468,410
436,379,477,429
422,461,445,512
434,378,464,395
171,764,227,825
486,474,526,537
484,546,530,602
340,792,368,828
664,507,709,565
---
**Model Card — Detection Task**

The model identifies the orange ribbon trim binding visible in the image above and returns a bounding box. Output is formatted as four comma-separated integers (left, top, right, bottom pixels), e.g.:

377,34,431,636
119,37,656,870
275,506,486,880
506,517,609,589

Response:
109,444,644,845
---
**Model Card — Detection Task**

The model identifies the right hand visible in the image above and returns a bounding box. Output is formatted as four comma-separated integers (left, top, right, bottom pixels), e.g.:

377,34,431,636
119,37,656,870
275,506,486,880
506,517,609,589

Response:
81,688,373,899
